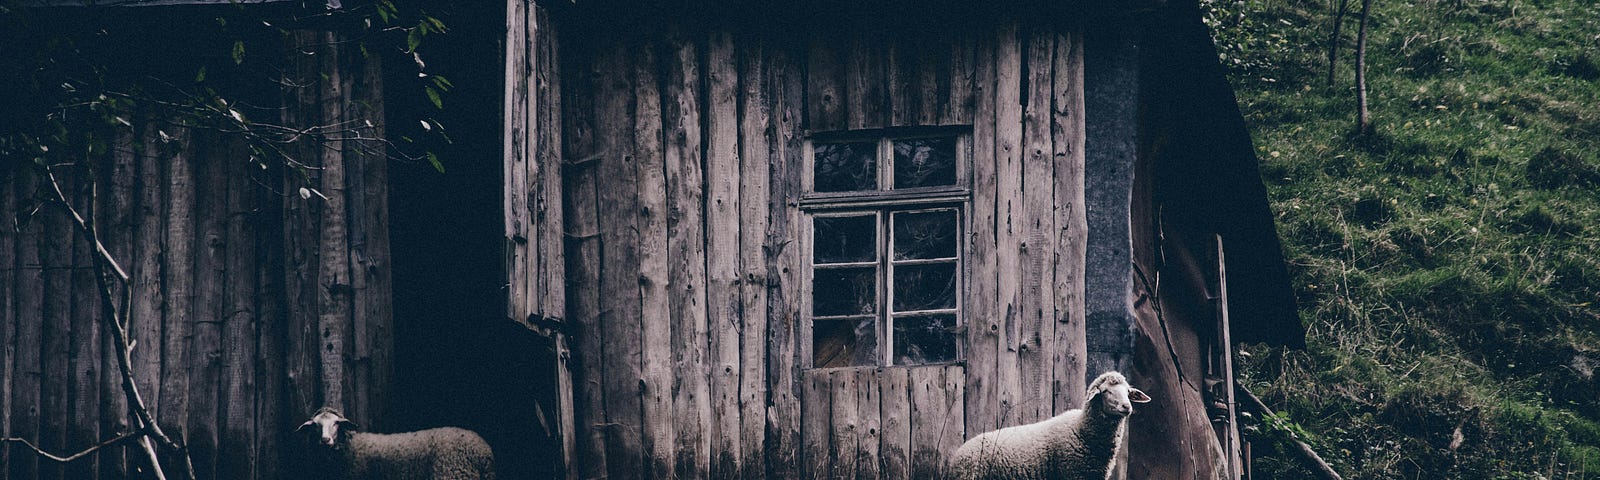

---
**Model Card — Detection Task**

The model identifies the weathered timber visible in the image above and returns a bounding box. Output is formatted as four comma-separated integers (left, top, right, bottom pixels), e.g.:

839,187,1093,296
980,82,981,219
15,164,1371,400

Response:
102,122,137,478
807,35,846,132
189,132,228,480
221,138,260,480
10,168,43,480
877,368,911,480
764,45,806,480
964,27,1001,438
1019,26,1057,423
631,37,675,480
0,165,15,480
664,31,712,480
829,370,858,480
704,30,745,480
1050,29,1088,413
560,30,608,480
281,29,323,425
735,35,771,480
70,161,104,480
845,33,887,130
593,41,645,480
505,0,533,325
854,369,881,480
993,21,1026,429
131,119,167,437
316,29,354,415
908,366,950,480
40,159,75,480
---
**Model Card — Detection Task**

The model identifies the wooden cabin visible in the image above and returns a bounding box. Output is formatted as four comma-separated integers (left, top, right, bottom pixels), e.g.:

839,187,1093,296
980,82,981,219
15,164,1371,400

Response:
506,0,1304,478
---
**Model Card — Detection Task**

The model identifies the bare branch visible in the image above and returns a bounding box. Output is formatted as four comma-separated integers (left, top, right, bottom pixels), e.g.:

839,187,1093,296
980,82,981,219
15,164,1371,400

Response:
2,432,142,464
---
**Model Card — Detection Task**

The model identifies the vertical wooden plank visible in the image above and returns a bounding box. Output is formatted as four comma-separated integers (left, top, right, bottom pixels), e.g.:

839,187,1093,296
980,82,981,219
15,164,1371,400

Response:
102,123,137,479
908,367,942,480
878,368,911,480
938,366,966,471
764,45,805,480
800,370,831,479
845,33,886,130
735,36,770,480
944,36,977,126
535,4,567,323
1050,29,1088,413
504,0,533,327
0,155,16,480
664,31,711,480
317,30,354,417
189,133,228,480
964,27,1000,438
1019,26,1057,423
340,38,369,429
828,371,858,480
916,38,944,126
39,162,73,480
221,139,260,480
281,28,322,429
349,35,393,433
560,34,607,480
631,38,675,480
993,21,1026,429
887,39,918,127
255,130,287,480
855,370,882,480
9,167,42,480
131,119,166,443
705,30,744,480
806,35,845,132
593,40,645,480
69,162,102,480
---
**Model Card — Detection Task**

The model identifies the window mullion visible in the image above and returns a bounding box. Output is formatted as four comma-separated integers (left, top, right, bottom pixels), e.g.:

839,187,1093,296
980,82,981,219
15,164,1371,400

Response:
880,210,892,367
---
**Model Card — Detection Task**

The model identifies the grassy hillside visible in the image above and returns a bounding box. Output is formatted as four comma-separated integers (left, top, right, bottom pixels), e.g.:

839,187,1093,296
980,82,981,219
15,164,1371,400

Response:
1209,0,1600,478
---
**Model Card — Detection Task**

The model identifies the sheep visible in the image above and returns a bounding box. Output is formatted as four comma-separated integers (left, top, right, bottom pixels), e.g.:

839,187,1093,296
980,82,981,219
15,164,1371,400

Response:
296,407,496,480
946,371,1151,480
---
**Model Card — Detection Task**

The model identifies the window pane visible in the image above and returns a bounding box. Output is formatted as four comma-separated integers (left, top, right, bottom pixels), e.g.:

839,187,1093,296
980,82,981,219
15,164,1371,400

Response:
893,137,957,188
893,262,956,311
893,313,958,365
814,317,878,368
893,210,958,260
815,215,877,264
813,267,877,317
814,141,878,192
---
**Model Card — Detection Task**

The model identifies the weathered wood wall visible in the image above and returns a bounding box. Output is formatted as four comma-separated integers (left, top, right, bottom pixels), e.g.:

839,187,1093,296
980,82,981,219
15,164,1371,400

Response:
0,29,392,480
555,16,1087,478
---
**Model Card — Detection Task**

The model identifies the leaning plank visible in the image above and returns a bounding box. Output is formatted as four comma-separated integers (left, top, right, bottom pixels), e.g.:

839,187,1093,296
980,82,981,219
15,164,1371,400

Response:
664,31,712,480
735,36,770,480
1018,26,1057,424
855,369,882,480
704,30,745,480
221,137,260,480
69,161,103,480
40,159,74,480
0,153,16,478
964,27,1001,437
764,45,806,480
1050,29,1088,413
993,21,1026,429
9,167,43,480
631,38,676,480
800,370,831,479
189,132,229,480
592,40,645,480
878,368,911,480
560,33,608,480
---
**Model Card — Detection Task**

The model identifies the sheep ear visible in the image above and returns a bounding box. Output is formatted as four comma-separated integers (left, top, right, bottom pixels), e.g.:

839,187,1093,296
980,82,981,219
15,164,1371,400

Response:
296,420,317,433
1128,388,1151,403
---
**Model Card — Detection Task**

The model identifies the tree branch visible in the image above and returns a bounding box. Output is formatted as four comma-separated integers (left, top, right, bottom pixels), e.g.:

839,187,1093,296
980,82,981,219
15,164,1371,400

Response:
2,432,142,464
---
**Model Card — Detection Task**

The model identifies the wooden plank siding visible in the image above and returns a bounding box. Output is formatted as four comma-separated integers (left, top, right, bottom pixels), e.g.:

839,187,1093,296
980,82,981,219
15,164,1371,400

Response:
0,28,393,480
554,17,1086,478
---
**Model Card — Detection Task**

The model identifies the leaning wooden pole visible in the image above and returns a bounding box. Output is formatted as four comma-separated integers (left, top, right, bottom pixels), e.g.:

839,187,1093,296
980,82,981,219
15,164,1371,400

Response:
1237,385,1343,480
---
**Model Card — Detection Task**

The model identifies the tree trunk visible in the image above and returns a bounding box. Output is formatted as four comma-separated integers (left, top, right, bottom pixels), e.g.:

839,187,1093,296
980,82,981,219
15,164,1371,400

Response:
1327,0,1350,86
1355,0,1374,134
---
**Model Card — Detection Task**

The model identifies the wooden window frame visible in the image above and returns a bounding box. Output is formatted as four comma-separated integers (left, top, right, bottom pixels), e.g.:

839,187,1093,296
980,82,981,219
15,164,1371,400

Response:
800,127,972,370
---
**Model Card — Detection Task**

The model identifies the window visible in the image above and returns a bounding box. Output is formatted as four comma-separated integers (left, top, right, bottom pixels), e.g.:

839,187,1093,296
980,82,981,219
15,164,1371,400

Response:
804,128,969,368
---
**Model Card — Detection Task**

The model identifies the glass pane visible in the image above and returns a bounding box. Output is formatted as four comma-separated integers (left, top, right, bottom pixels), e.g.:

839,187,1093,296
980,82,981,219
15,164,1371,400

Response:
893,210,958,260
814,141,878,192
893,137,957,188
814,317,878,368
813,267,877,317
893,262,956,312
893,313,958,365
814,215,877,264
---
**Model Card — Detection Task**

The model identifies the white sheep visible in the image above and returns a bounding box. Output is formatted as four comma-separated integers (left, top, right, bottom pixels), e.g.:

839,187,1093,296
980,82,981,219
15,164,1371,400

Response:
297,407,496,480
947,371,1151,480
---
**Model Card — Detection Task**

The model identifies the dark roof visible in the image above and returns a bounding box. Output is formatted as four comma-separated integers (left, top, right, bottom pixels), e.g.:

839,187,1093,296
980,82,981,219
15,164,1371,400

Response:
1143,1,1306,348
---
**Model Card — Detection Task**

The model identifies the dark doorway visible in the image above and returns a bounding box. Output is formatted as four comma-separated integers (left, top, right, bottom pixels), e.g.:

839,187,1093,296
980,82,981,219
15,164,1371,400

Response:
386,2,559,477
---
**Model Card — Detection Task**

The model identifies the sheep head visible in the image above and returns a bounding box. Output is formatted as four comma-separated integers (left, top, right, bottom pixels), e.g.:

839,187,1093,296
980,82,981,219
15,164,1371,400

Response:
298,407,359,449
1085,371,1151,417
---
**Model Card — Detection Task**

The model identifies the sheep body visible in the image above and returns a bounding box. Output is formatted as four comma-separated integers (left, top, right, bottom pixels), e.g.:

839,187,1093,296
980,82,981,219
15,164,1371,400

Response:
946,371,1148,480
299,408,495,480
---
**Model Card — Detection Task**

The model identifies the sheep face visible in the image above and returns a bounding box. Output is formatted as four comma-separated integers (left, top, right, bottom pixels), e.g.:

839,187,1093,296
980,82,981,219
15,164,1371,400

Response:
298,407,358,449
1085,371,1151,417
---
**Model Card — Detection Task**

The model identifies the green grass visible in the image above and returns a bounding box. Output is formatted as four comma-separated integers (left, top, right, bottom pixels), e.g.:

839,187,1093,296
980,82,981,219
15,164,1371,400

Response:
1209,0,1600,477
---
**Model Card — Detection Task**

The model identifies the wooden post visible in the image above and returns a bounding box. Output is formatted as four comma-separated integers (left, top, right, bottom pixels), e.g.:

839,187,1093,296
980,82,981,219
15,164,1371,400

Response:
664,31,711,479
994,21,1025,429
705,30,744,480
1217,235,1243,480
1050,28,1089,413
1019,25,1057,424
965,26,1001,438
735,35,771,480
764,46,805,480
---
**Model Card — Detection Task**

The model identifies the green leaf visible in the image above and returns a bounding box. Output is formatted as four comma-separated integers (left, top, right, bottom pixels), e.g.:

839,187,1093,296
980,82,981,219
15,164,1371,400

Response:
424,86,442,110
195,66,208,82
426,152,444,173
407,28,421,52
231,40,245,65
